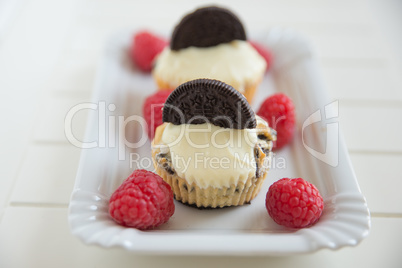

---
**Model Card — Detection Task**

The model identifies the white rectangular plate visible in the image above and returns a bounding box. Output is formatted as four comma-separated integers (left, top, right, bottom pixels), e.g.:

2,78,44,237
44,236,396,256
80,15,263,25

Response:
68,28,370,256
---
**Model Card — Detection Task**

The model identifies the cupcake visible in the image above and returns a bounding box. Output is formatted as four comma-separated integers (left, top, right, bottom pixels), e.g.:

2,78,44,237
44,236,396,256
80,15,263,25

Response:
153,6,266,103
151,79,276,208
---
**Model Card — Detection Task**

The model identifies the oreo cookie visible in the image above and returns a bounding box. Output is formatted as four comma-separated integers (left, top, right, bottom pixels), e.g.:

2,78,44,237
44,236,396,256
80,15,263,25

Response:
162,79,256,129
170,6,246,51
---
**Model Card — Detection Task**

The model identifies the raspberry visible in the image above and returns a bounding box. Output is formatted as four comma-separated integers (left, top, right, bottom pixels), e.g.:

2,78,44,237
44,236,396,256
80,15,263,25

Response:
130,30,168,72
265,178,324,228
109,169,175,230
257,93,295,150
142,90,173,140
250,41,273,71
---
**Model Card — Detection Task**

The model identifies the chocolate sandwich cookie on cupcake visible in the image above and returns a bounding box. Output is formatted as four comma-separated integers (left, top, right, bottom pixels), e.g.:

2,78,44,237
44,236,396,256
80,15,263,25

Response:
153,6,266,103
151,79,276,208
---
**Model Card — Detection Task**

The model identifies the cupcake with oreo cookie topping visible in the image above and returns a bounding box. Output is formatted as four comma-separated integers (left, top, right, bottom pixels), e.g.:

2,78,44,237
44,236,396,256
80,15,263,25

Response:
151,79,276,208
153,6,266,103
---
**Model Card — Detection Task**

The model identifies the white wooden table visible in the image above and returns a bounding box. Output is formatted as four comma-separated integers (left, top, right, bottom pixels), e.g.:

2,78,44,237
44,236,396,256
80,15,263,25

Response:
0,0,401,267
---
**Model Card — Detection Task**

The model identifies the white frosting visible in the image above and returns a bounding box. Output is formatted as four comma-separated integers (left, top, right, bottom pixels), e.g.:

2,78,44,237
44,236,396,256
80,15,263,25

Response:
156,116,269,189
153,40,266,92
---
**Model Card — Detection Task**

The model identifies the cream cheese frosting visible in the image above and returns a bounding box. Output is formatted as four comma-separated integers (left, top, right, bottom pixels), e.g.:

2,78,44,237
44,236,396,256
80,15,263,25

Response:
153,40,266,92
155,116,269,189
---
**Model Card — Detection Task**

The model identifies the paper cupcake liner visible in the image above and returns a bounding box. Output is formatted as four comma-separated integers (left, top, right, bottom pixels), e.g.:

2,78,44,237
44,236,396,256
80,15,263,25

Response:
154,164,267,208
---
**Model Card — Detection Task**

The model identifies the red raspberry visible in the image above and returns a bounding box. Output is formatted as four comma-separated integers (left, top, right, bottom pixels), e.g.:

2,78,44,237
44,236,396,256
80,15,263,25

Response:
257,93,295,150
109,169,175,230
130,30,168,72
250,41,273,71
142,90,173,140
266,178,324,228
